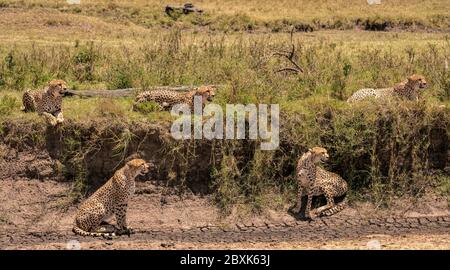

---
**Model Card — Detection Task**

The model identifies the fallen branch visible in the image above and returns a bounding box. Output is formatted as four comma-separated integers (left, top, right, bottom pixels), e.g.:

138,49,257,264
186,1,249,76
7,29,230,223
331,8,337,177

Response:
64,85,223,98
272,27,304,75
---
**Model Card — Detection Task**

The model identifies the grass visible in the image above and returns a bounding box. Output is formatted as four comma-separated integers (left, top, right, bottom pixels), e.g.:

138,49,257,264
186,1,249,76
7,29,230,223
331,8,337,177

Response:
0,30,448,99
436,175,450,204
0,1,448,213
0,95,19,115
0,0,448,33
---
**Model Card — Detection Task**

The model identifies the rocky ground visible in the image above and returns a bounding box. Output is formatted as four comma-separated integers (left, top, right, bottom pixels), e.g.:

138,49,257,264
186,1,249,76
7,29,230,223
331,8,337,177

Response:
0,179,448,250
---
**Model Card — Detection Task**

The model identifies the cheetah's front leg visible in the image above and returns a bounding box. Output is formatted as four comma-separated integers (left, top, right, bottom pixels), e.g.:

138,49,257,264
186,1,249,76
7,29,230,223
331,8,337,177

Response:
291,186,303,214
114,203,134,236
42,112,58,127
305,193,314,219
55,111,64,124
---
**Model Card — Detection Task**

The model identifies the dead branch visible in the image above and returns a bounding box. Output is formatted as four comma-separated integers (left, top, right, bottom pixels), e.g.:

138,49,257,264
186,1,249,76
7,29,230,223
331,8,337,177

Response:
64,85,223,98
272,27,304,75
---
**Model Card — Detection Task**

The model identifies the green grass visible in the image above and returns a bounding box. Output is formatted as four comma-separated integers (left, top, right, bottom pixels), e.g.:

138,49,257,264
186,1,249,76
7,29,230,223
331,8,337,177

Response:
0,30,449,101
0,95,19,115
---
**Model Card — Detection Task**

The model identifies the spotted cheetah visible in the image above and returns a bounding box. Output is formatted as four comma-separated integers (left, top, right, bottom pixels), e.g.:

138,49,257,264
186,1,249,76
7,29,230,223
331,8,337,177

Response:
347,74,427,103
291,147,348,219
22,79,68,126
132,85,216,111
73,159,150,237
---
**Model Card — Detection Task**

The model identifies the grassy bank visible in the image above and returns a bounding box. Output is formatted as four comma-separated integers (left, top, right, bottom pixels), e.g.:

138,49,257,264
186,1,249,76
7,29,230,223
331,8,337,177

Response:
0,30,449,100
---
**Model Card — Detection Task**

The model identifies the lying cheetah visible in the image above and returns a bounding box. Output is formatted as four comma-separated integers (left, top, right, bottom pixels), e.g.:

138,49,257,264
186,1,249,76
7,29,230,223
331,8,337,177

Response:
73,159,150,237
347,74,427,103
22,79,68,126
291,147,348,219
132,85,216,111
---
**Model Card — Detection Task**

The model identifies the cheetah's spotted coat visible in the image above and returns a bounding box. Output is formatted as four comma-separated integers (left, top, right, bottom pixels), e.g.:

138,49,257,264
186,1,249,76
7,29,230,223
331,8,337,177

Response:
22,79,68,126
292,147,348,219
133,85,216,111
347,74,427,103
73,159,150,237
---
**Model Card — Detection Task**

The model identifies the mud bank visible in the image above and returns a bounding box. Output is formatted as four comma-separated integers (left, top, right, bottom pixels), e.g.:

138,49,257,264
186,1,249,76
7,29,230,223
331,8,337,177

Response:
0,119,219,193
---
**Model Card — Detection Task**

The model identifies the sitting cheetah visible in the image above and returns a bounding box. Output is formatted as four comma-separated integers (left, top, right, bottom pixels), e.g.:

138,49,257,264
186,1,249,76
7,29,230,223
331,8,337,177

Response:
291,147,348,219
347,74,427,103
132,85,216,111
22,79,68,126
73,159,150,237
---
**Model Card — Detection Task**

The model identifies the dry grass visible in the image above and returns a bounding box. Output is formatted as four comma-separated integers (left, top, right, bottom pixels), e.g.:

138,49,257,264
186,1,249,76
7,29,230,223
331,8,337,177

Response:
2,0,448,23
0,0,448,35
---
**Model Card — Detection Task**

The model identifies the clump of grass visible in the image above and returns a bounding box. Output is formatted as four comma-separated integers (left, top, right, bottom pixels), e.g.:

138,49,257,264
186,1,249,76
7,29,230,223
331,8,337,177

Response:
106,64,134,89
68,163,88,203
212,13,257,32
435,175,450,204
133,100,162,114
211,152,242,214
61,133,89,203
0,95,18,116
72,41,98,82
112,128,135,163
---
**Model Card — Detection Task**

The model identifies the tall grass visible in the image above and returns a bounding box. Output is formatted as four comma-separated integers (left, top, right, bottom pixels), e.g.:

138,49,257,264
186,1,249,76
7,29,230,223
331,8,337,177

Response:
0,31,449,102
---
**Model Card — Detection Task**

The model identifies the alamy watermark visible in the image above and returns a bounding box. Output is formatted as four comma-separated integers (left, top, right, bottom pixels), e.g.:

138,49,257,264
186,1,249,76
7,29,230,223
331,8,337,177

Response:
67,0,81,4
170,97,279,150
367,0,382,5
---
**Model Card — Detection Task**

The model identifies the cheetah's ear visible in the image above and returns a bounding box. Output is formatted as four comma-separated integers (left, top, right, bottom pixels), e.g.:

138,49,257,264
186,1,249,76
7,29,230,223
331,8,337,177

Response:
408,74,418,81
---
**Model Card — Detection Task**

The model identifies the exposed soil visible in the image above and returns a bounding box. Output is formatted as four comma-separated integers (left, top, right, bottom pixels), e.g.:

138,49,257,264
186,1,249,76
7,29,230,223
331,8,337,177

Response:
0,179,448,250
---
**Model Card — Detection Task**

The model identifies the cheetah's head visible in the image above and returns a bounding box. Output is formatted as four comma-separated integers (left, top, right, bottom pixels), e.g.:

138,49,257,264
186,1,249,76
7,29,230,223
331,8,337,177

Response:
47,79,68,97
195,85,216,102
126,158,151,176
308,147,329,164
407,74,427,90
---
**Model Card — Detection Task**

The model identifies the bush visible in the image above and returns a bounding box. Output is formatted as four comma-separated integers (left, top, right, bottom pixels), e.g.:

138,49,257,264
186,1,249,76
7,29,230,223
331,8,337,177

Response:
72,42,98,82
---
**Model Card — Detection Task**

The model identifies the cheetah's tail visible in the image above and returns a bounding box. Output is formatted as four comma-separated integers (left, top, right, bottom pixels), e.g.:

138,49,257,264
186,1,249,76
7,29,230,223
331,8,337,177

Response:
72,226,116,238
320,199,347,217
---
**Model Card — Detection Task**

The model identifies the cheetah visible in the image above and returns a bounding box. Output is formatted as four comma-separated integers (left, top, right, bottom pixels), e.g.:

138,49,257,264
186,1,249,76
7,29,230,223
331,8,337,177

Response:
72,159,150,237
291,147,348,219
132,85,216,111
347,74,427,103
22,79,68,126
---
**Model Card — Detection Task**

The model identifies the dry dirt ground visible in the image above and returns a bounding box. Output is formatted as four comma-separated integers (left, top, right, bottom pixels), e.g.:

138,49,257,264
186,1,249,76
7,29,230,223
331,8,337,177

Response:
0,179,449,250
